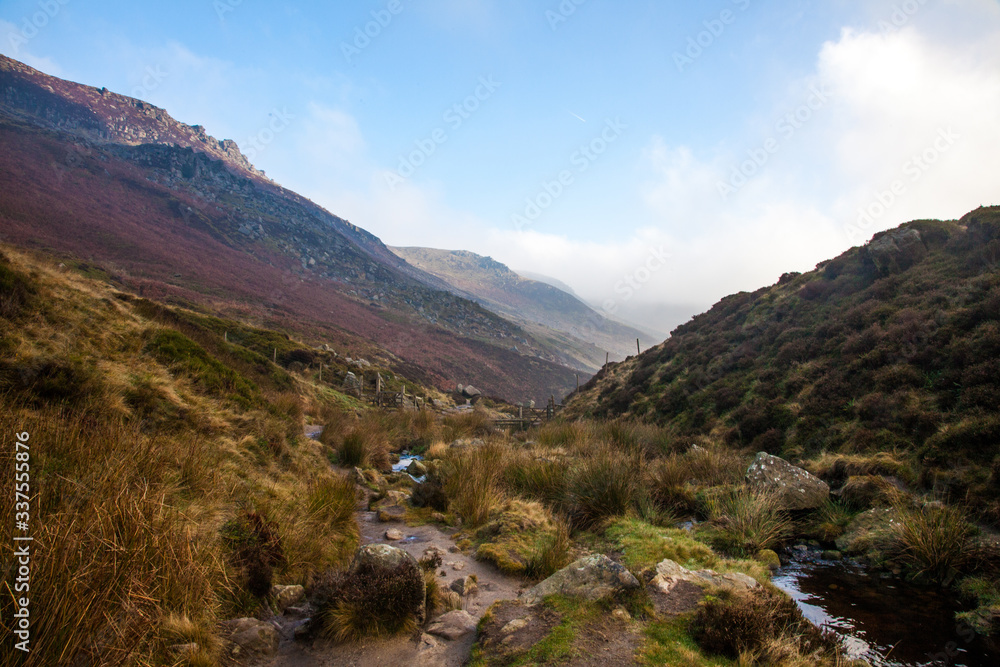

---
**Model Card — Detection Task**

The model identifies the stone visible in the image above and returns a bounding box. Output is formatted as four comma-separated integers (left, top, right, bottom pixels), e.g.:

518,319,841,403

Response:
611,608,631,622
377,505,407,523
285,605,311,618
521,554,640,605
271,584,305,613
864,227,928,275
501,617,529,635
226,618,280,655
650,559,759,596
450,575,478,596
385,528,404,541
745,452,830,510
407,460,428,476
427,609,477,640
450,561,466,571
352,467,386,490
462,385,482,399
823,550,843,561
420,546,446,569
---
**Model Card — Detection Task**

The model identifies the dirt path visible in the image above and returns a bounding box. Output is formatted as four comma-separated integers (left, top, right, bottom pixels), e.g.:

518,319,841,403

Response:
256,429,527,666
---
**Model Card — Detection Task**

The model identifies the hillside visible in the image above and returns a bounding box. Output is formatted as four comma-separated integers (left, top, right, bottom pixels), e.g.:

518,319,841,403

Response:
0,54,578,403
567,207,1000,520
391,246,657,371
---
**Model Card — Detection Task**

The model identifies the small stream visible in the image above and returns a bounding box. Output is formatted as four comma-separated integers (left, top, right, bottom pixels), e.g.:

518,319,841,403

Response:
773,550,998,666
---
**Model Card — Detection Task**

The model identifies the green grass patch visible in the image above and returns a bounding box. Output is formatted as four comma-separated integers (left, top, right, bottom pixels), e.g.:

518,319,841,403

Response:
640,615,736,667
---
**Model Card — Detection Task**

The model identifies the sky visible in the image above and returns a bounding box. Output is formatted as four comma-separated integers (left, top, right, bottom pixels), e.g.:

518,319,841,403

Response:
2,0,999,335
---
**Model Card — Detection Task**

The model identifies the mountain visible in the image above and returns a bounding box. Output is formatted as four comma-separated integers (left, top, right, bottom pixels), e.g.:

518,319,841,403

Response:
391,246,658,371
567,208,1000,519
0,54,580,403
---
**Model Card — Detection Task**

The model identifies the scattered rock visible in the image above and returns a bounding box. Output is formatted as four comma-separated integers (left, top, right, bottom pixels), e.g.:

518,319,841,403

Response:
823,550,843,561
612,608,631,622
431,512,448,523
450,575,478,596
521,554,639,605
352,467,386,489
449,438,486,450
407,460,428,476
501,618,529,635
225,618,280,656
864,227,927,275
449,560,466,572
426,609,477,640
385,528,404,541
285,605,311,618
649,559,759,597
746,452,830,510
377,505,407,522
461,385,483,399
420,546,445,569
271,584,305,613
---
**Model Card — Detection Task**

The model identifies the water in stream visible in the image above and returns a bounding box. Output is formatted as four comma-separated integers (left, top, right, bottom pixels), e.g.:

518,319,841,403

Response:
773,551,998,666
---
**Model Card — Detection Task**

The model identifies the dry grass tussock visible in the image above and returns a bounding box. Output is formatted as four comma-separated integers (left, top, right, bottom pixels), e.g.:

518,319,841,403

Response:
0,249,362,666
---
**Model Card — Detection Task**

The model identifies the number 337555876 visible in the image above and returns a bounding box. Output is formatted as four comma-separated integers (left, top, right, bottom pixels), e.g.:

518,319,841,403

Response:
15,431,30,520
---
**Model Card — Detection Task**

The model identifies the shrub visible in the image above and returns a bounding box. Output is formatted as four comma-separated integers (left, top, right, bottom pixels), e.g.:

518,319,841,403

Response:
704,487,792,558
566,443,640,529
220,511,286,597
525,519,571,581
312,557,425,642
503,452,569,508
691,588,838,660
889,503,977,583
337,415,390,471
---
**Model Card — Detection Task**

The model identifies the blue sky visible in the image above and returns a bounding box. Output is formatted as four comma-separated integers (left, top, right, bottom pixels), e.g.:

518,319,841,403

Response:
3,0,999,334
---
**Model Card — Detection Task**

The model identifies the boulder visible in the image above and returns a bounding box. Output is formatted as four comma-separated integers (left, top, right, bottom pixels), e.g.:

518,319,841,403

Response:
450,575,478,596
864,227,928,275
407,460,428,477
271,584,305,613
649,559,759,596
745,452,830,510
385,528,404,541
352,467,386,490
426,610,477,640
521,554,639,605
226,618,280,656
462,385,482,399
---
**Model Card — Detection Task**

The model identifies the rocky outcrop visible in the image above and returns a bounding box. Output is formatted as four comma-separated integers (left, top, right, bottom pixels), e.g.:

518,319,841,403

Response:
271,584,305,613
224,618,280,656
746,452,829,510
863,228,928,275
521,554,639,605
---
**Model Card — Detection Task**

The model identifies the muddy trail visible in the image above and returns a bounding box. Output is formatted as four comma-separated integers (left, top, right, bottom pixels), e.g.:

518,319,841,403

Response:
254,427,527,667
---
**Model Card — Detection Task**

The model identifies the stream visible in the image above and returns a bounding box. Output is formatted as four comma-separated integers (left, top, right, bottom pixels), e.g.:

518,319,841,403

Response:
773,550,998,666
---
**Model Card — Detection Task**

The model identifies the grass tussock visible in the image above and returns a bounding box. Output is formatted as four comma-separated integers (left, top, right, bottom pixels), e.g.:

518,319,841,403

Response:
444,442,509,526
691,587,839,662
312,557,425,642
566,442,642,529
703,487,793,558
889,502,977,583
443,408,494,440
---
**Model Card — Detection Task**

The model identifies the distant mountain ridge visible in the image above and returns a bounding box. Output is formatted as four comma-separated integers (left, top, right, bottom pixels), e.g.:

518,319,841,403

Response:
391,246,659,370
0,54,581,402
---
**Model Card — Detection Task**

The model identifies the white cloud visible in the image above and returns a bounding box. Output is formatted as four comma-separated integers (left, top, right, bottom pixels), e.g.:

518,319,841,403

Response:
0,19,65,76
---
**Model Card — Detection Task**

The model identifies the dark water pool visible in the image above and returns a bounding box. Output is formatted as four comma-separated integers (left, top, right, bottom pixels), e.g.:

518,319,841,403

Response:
772,553,998,666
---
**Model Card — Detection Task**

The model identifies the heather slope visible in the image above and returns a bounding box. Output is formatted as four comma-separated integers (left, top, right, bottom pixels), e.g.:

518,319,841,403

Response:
567,207,1000,519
